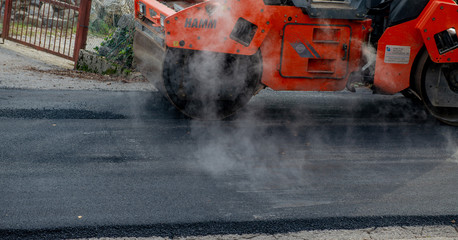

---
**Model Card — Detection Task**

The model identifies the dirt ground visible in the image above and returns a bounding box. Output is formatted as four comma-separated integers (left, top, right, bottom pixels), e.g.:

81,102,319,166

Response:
0,40,156,91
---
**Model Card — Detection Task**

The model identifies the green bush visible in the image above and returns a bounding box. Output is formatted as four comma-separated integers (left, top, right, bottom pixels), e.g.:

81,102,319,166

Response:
96,26,135,69
89,19,114,36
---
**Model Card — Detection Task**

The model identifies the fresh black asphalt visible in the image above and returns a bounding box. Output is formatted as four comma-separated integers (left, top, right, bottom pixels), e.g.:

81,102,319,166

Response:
0,88,457,239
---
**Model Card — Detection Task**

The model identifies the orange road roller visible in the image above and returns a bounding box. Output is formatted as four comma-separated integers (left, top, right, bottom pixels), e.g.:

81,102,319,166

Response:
133,0,458,125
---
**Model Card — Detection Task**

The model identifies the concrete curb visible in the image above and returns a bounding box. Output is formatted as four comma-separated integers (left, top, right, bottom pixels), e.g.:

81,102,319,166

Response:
69,225,458,240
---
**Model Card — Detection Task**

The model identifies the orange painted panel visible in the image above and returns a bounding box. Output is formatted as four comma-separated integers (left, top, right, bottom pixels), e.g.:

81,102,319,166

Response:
259,7,371,91
374,20,424,94
164,0,274,55
280,24,351,79
416,0,458,63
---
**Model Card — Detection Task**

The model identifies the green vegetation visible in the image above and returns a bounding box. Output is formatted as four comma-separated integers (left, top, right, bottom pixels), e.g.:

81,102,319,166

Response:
89,18,115,37
96,26,134,70
102,67,118,75
76,63,91,72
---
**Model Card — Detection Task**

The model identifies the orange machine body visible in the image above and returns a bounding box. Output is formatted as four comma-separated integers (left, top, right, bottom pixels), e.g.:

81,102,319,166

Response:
374,0,458,94
134,0,458,93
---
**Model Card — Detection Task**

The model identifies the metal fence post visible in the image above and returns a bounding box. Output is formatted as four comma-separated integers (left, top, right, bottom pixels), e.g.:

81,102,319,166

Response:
1,0,12,43
74,0,91,67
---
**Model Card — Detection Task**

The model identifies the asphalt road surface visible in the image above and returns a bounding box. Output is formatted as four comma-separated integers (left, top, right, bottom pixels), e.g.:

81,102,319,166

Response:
0,88,457,239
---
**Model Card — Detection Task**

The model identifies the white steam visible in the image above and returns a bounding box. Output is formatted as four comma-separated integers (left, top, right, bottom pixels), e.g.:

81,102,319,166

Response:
362,42,377,75
444,129,458,163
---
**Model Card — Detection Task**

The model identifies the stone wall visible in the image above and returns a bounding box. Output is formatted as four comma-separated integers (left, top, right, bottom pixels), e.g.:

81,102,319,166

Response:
78,13,135,75
0,0,135,34
90,0,133,28
76,49,124,75
5,0,78,28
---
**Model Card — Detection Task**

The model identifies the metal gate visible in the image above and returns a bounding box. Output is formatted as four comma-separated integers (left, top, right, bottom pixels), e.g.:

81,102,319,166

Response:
0,0,5,36
1,0,91,62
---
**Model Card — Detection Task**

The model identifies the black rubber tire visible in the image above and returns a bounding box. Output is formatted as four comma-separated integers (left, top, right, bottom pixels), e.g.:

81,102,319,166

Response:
162,48,263,120
414,51,458,126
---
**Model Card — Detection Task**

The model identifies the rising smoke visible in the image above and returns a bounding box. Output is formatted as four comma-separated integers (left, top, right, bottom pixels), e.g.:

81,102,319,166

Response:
133,0,458,212
189,92,458,212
